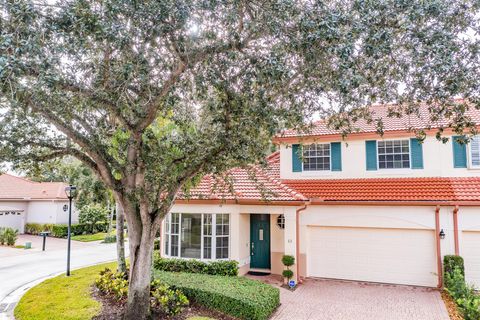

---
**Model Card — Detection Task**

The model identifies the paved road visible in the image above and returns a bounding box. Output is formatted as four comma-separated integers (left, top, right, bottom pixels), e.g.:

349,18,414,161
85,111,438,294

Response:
0,235,128,318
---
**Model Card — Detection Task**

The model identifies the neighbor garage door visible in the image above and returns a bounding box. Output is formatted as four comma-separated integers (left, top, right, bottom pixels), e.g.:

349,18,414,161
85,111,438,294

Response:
307,226,438,287
0,210,24,232
461,231,480,288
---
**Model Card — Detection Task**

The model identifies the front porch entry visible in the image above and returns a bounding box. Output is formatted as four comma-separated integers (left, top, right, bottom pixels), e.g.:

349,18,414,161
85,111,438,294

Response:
250,214,271,270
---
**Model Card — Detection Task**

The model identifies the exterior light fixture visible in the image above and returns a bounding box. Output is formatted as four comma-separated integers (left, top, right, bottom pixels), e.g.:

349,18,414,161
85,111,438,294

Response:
64,185,77,276
439,229,446,240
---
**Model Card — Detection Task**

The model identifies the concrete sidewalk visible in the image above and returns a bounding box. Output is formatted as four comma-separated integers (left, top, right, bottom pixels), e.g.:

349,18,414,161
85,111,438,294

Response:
0,235,128,319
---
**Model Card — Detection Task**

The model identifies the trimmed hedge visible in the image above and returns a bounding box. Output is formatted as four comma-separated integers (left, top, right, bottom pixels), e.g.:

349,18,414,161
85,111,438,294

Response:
155,271,279,320
25,223,54,235
51,222,109,238
153,252,238,276
444,255,465,277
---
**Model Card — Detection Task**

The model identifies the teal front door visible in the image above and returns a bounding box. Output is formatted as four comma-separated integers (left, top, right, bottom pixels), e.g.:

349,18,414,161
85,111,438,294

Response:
250,214,271,269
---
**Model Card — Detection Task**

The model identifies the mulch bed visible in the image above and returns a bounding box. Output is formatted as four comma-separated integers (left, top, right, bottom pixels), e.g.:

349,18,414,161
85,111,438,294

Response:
441,290,464,320
91,286,237,320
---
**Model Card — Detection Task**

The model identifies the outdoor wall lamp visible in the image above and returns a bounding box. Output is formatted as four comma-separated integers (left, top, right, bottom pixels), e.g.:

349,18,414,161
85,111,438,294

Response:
439,229,446,240
64,185,77,276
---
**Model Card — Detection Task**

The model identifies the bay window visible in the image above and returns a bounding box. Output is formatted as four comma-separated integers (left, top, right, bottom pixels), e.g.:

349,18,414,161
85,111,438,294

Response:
164,213,229,260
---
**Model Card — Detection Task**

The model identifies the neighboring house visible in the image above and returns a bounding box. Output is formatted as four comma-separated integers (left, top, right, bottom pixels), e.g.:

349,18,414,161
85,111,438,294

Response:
162,103,480,288
0,174,77,233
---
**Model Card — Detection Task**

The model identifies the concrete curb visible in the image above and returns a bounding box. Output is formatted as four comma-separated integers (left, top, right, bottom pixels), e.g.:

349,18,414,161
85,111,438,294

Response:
0,260,117,320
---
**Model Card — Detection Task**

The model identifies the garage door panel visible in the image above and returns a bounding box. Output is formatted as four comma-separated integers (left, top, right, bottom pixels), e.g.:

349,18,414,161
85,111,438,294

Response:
462,231,480,288
307,227,437,287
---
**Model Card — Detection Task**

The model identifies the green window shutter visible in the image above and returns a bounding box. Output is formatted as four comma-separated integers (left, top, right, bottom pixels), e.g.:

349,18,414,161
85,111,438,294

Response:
292,144,303,172
452,136,467,168
365,140,377,171
330,142,342,171
410,138,424,169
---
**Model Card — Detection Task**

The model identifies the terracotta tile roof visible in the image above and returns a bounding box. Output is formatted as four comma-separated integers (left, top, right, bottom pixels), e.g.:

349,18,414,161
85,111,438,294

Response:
177,152,306,202
178,153,480,203
0,174,68,200
280,102,480,138
283,177,480,202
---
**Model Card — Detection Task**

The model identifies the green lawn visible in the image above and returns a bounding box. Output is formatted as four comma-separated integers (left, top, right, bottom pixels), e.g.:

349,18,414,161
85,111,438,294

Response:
15,262,116,320
71,232,109,242
71,230,118,242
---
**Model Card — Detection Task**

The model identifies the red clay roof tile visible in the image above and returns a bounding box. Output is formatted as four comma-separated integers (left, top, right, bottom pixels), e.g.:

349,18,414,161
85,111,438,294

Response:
0,174,68,200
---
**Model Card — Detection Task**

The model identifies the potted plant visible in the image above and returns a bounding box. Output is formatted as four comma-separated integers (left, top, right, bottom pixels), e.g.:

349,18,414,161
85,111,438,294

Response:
281,254,295,287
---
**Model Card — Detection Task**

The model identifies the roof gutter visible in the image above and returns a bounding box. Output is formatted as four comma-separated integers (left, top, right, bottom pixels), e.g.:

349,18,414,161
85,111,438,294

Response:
453,205,460,255
308,200,480,206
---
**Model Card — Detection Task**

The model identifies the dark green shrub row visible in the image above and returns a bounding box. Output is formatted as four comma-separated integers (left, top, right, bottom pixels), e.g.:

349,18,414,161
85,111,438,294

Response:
153,253,238,276
444,256,480,320
95,268,188,316
51,222,108,238
24,223,54,235
155,271,280,320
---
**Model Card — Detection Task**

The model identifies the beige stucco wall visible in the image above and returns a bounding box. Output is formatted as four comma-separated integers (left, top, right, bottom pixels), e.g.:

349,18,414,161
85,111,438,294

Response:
280,134,480,179
163,203,297,275
27,200,77,225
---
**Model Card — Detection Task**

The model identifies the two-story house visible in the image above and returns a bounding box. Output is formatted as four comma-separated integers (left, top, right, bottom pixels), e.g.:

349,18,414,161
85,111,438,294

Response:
160,103,480,289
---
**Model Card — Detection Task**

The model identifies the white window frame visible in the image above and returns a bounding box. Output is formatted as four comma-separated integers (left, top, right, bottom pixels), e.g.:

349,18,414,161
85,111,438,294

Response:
377,139,411,170
164,212,230,260
302,143,331,171
468,136,480,169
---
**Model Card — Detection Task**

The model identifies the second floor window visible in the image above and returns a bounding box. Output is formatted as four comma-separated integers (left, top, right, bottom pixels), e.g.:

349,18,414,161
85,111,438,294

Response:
470,136,480,168
378,140,410,169
303,143,330,171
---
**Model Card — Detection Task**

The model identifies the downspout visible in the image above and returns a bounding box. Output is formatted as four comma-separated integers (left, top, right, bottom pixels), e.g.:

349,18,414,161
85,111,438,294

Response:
435,206,443,288
453,205,459,256
296,201,310,284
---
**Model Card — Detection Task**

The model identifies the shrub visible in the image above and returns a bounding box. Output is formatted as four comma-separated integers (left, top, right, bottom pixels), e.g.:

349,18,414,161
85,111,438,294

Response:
52,224,68,238
281,255,295,267
150,280,189,316
0,228,5,245
0,227,18,246
155,271,280,320
444,266,480,320
153,252,238,276
5,228,18,246
95,268,129,300
79,204,109,234
25,223,54,235
444,255,465,277
95,268,189,316
281,254,295,283
282,269,293,280
103,234,116,243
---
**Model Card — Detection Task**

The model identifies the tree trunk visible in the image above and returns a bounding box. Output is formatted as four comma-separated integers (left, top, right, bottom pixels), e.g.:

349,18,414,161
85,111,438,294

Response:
115,201,127,274
124,221,155,320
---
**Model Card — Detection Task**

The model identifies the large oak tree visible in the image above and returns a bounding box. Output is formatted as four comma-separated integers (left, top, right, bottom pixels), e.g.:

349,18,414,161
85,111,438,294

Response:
1,0,480,318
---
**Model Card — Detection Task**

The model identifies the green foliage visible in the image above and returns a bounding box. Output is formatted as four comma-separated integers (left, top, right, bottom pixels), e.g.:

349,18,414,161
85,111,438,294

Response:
444,267,480,320
155,271,279,320
25,223,54,235
52,223,108,238
281,255,295,267
444,255,465,277
0,227,18,246
153,253,238,276
103,234,116,243
94,268,129,300
79,204,109,234
95,269,189,316
150,280,189,316
282,269,294,280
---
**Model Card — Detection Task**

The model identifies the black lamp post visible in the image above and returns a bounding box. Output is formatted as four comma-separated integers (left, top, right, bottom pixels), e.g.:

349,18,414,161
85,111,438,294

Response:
64,185,77,276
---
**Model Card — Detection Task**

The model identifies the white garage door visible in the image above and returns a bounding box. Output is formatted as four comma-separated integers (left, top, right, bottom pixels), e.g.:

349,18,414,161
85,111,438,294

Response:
307,226,438,287
0,211,24,232
462,231,480,288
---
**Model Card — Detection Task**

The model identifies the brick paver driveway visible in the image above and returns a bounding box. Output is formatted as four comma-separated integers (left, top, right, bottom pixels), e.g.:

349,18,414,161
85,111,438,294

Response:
271,278,449,320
